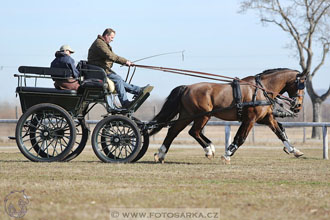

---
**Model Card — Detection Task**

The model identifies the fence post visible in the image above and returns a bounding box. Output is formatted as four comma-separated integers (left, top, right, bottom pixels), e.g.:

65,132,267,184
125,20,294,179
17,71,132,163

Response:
323,126,328,160
303,104,306,143
225,125,231,151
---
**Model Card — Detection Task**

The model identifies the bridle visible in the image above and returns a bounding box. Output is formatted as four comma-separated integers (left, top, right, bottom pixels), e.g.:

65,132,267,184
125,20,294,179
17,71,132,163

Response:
289,73,306,113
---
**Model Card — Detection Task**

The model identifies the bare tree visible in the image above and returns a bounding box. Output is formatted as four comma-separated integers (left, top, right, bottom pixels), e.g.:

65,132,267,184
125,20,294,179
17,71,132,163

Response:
240,0,330,138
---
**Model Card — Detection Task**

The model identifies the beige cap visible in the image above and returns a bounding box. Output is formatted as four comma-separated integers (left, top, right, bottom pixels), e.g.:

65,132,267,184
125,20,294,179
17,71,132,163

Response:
59,45,75,53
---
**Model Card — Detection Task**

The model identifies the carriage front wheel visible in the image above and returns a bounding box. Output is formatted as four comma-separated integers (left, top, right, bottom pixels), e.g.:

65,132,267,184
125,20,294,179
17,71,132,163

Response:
91,115,142,163
15,103,76,162
63,118,89,162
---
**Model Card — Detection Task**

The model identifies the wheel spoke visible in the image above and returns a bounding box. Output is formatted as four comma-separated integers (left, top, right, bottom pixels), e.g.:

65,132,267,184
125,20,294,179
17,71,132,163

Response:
52,139,59,156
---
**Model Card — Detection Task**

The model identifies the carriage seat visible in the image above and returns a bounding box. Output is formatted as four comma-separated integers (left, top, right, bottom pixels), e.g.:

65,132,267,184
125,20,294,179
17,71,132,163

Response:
18,65,114,94
16,86,78,95
18,66,73,78
80,63,116,93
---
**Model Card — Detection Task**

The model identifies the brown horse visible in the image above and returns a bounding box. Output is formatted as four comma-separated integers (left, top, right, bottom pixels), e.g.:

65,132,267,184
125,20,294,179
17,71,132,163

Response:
149,68,306,164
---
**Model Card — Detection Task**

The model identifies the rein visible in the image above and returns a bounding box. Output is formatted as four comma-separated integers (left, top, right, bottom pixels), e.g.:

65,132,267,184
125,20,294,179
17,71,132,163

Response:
133,64,295,103
136,65,305,127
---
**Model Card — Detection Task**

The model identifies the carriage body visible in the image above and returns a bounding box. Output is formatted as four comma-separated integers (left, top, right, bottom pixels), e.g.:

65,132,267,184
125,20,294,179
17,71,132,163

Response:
16,65,108,116
14,64,151,163
17,87,83,115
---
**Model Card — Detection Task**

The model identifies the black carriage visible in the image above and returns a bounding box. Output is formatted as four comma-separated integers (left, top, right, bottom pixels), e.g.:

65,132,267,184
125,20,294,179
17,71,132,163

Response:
14,64,152,163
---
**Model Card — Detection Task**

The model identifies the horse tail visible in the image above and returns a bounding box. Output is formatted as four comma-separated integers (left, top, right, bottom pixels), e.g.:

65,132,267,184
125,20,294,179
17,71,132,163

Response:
149,85,187,136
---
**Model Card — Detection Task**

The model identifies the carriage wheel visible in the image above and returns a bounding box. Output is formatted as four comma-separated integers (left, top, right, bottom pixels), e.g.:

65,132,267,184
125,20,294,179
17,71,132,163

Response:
131,132,149,162
91,115,141,163
101,130,148,163
63,119,89,162
98,118,147,163
130,117,150,162
28,118,88,162
15,103,76,162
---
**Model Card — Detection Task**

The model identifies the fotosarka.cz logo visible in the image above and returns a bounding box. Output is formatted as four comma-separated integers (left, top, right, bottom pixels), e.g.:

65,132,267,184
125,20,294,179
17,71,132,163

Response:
109,208,220,220
4,190,30,218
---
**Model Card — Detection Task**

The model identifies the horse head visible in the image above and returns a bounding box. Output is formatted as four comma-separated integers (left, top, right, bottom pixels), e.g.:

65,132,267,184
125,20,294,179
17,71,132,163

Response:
280,70,307,113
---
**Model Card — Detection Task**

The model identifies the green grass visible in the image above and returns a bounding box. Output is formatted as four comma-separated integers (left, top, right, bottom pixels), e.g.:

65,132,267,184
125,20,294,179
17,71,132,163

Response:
0,147,329,220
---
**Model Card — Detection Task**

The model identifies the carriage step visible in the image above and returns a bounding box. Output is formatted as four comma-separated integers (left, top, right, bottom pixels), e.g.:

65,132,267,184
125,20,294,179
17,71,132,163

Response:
127,86,154,109
119,85,153,111
8,136,16,140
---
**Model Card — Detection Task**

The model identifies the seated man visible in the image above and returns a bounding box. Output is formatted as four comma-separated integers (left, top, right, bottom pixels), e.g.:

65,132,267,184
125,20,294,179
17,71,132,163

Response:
50,45,80,90
88,28,152,108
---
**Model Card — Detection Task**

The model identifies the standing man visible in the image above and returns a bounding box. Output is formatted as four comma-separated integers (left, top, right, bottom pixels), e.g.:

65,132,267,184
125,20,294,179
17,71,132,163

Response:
51,45,80,90
88,28,151,108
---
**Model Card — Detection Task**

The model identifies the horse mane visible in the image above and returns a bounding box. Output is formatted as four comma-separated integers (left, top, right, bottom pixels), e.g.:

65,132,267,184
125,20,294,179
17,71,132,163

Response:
258,68,292,76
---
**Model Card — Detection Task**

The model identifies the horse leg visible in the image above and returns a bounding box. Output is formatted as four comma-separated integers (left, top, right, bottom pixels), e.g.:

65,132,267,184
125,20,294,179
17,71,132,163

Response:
200,129,216,157
154,119,192,163
221,119,255,164
188,116,215,159
259,115,304,158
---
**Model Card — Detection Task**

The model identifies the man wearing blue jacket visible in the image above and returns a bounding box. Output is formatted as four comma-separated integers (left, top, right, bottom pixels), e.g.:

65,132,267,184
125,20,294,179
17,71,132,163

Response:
51,45,80,90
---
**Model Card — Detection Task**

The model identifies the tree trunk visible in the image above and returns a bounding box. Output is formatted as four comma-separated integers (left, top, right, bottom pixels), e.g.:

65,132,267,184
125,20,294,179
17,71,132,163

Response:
311,100,322,139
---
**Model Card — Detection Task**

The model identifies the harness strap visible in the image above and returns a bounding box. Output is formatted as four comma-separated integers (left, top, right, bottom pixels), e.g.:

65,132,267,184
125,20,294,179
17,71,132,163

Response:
241,101,273,107
253,75,261,102
231,79,243,120
231,75,274,121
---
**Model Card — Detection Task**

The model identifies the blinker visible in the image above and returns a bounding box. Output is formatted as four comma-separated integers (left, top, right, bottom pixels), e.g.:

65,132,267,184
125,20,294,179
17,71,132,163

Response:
297,82,305,90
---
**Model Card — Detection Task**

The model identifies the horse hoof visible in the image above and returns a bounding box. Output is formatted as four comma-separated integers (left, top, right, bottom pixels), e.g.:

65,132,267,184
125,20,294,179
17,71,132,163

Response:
205,152,215,160
221,155,231,165
294,149,304,158
205,155,213,160
154,153,159,162
154,153,165,163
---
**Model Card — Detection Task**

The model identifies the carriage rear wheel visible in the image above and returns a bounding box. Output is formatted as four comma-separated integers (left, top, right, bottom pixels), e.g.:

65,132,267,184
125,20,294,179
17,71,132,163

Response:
16,103,76,162
27,117,87,162
91,115,141,163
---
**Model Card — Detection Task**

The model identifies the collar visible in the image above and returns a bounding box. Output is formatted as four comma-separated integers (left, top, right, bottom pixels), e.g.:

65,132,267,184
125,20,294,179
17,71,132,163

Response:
97,35,107,44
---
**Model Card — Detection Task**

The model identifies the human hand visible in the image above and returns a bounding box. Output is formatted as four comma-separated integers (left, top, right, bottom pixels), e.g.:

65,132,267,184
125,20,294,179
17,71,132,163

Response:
126,60,133,66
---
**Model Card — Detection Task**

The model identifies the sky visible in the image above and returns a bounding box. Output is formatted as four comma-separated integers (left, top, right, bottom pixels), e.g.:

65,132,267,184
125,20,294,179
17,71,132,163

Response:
0,0,329,103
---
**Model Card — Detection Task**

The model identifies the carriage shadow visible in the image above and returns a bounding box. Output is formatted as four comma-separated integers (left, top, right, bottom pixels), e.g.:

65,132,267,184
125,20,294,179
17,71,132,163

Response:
0,160,32,163
0,159,213,165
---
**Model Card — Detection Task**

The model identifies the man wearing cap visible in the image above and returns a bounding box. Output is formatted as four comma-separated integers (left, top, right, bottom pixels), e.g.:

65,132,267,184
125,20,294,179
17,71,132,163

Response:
88,28,151,108
51,45,80,90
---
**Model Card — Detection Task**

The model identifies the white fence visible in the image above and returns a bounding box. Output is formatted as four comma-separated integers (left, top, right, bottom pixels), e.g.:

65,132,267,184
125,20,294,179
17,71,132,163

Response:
1,119,329,159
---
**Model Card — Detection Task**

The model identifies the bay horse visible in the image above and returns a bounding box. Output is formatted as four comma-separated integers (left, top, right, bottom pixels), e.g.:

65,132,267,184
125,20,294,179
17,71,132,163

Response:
149,68,306,164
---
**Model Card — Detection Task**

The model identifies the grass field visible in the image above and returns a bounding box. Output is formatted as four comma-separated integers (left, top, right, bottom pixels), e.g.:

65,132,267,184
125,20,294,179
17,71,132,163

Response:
0,145,329,220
